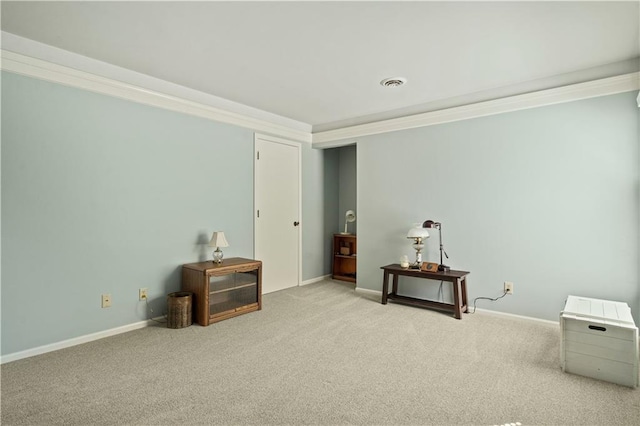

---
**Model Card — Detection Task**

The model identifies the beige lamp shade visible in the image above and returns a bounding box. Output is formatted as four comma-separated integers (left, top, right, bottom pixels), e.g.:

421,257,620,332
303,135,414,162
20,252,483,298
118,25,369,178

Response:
208,231,229,248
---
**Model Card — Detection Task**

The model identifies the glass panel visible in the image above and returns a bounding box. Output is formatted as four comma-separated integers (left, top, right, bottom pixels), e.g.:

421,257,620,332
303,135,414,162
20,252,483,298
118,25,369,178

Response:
210,285,257,315
209,275,236,292
209,271,258,316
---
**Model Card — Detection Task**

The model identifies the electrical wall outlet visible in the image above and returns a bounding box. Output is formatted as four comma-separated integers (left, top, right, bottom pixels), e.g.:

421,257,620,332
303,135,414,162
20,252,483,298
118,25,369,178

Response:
102,294,112,308
139,288,148,301
504,281,514,295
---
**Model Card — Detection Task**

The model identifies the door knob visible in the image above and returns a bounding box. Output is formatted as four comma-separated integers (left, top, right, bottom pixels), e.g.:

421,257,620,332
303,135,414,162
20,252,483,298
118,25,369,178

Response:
293,221,300,226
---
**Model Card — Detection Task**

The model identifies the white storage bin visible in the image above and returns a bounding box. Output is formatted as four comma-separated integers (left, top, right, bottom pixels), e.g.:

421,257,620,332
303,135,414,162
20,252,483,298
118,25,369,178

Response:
560,295,638,387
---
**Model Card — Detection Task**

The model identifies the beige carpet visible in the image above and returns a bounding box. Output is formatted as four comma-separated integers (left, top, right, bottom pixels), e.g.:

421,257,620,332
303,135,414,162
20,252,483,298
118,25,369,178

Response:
1,280,639,425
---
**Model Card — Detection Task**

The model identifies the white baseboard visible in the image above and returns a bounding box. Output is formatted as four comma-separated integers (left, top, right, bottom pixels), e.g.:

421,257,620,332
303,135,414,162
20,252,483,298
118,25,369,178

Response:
1,317,164,364
356,286,560,326
355,286,382,296
0,289,576,364
471,307,559,326
301,275,331,286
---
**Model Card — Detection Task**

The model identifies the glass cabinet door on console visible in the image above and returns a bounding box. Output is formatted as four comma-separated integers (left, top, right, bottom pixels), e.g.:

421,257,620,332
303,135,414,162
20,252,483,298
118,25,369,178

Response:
209,270,259,318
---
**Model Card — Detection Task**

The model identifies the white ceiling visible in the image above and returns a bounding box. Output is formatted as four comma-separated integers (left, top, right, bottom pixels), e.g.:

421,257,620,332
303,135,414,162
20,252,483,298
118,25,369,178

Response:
2,1,639,132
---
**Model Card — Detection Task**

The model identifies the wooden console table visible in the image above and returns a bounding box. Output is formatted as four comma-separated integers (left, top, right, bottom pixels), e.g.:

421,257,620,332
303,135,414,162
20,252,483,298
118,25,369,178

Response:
182,258,262,326
380,264,470,319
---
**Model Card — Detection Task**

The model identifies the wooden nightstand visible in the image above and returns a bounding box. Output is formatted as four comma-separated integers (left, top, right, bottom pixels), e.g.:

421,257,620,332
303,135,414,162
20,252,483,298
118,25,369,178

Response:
181,258,262,326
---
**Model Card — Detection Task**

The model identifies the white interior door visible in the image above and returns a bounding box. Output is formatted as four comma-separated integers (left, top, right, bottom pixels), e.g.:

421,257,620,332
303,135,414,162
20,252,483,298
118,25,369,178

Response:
254,134,300,294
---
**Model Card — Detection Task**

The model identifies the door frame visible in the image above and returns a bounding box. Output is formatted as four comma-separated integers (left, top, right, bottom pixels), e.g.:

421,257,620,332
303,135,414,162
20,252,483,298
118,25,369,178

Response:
253,133,302,287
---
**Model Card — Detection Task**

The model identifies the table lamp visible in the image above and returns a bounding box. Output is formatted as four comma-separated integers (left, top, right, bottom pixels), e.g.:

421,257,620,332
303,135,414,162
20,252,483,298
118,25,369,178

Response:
341,210,356,234
407,223,429,268
422,220,450,272
209,231,229,264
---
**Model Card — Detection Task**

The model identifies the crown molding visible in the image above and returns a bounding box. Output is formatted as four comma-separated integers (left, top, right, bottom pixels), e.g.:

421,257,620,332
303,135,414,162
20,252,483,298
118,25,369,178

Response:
2,46,637,148
1,49,312,144
312,72,640,147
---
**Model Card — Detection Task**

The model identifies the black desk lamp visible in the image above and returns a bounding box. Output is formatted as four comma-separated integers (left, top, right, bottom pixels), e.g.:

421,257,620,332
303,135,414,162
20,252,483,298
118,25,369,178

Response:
423,220,450,272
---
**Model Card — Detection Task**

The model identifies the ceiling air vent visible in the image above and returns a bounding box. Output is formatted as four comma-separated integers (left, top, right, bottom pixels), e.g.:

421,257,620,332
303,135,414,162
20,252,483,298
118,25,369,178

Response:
380,77,407,87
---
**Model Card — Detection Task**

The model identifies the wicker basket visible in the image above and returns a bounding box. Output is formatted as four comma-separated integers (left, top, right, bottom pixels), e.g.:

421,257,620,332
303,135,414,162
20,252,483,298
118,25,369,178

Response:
167,291,193,329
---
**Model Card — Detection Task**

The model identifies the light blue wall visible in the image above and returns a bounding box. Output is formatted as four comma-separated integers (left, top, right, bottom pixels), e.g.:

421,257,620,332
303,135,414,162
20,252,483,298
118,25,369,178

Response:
323,149,340,274
302,144,338,280
338,145,357,235
0,72,3,356
324,145,357,236
357,92,639,322
1,72,257,355
2,69,637,355
2,71,332,356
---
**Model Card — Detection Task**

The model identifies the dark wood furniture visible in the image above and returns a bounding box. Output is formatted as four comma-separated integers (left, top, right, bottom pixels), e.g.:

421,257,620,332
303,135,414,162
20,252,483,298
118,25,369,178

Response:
332,234,357,283
380,264,470,319
181,258,262,326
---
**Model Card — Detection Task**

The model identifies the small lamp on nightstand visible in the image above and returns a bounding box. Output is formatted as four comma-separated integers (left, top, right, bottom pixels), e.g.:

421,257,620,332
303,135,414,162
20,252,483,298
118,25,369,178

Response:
208,231,229,264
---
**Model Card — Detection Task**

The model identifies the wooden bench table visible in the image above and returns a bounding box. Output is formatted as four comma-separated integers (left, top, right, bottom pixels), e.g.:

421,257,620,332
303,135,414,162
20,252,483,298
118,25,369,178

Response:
381,264,470,319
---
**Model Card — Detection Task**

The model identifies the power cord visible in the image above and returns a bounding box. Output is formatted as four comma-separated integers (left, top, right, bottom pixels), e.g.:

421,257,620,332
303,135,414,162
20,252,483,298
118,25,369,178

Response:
470,291,508,314
143,296,167,324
